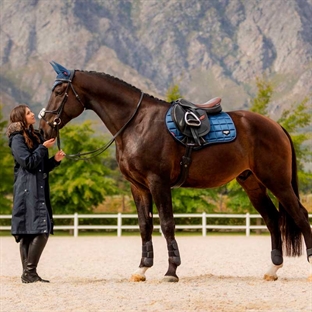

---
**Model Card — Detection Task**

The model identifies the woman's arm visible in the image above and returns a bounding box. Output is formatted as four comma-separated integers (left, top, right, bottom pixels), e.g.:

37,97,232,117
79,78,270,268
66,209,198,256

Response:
46,156,61,172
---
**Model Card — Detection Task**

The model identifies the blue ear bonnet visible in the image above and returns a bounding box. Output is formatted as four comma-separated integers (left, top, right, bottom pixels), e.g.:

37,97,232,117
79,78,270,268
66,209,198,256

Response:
50,61,72,90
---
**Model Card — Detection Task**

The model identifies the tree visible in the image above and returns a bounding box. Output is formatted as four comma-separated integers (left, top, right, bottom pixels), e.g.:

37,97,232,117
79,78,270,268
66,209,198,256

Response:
250,77,273,116
166,84,182,102
278,99,311,161
277,97,312,192
171,188,217,213
0,104,14,214
49,121,120,214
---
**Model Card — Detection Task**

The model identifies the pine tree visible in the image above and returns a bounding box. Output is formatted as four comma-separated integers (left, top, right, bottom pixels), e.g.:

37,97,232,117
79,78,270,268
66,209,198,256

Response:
166,84,182,102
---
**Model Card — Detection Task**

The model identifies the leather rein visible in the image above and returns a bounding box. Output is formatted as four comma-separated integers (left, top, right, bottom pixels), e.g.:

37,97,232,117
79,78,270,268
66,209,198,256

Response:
39,70,144,160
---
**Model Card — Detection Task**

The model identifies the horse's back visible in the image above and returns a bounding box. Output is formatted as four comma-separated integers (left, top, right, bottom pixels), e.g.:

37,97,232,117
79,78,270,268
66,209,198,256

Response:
228,110,291,149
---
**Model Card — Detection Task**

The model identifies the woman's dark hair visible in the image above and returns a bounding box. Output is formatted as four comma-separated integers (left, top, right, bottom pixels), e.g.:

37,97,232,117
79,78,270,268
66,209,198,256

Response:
10,105,40,148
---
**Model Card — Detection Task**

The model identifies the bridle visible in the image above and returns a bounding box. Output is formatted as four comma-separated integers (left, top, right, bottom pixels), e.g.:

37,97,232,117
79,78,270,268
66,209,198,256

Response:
39,70,84,152
39,70,144,160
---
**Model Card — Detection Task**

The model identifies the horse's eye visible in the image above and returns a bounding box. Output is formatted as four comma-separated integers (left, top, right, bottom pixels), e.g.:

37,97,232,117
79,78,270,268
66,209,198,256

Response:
54,87,63,96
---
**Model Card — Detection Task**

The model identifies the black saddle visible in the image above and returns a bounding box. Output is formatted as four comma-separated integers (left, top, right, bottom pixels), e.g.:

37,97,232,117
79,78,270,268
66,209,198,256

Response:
171,97,222,146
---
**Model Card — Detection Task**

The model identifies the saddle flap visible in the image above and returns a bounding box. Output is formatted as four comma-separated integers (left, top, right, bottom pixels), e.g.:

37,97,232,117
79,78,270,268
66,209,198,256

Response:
171,104,210,138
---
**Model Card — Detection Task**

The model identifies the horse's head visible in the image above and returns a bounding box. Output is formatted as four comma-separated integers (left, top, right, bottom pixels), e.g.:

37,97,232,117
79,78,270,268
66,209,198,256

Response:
39,61,85,139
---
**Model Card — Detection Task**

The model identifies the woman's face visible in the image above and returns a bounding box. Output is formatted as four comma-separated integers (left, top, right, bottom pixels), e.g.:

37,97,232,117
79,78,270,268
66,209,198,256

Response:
25,107,36,127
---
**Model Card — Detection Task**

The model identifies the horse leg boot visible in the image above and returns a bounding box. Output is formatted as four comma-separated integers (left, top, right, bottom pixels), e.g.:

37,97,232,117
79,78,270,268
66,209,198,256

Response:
21,234,49,283
130,241,154,282
163,239,181,282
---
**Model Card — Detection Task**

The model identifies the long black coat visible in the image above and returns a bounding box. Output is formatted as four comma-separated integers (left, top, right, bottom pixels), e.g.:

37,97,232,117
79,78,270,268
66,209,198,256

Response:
8,124,60,239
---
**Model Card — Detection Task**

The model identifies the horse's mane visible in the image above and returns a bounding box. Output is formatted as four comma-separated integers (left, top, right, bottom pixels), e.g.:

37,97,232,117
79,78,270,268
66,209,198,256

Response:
78,70,168,105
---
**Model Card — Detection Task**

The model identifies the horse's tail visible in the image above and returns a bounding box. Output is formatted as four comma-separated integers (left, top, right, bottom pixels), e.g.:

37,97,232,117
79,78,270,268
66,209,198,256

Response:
279,127,304,257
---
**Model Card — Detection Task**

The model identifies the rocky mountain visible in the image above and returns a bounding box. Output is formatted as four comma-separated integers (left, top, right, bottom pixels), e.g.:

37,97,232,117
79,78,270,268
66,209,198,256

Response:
1,0,311,120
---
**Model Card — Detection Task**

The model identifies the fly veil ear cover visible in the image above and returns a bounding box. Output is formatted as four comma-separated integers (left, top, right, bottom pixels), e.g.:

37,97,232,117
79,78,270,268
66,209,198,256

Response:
50,61,72,90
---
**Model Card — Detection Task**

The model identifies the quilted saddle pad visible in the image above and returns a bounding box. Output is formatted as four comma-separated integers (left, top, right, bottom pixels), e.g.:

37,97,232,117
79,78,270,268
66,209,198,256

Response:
165,106,236,149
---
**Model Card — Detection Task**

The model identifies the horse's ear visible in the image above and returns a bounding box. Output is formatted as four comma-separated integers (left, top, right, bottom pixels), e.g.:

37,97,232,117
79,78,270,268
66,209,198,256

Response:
50,61,71,78
50,61,71,82
50,61,61,74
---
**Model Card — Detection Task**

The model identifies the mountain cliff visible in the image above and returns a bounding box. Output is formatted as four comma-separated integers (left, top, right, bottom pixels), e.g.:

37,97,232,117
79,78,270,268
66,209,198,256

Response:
1,0,311,118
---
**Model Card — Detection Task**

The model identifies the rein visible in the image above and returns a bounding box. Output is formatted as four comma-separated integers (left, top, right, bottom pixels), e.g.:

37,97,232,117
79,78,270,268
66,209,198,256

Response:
40,71,145,160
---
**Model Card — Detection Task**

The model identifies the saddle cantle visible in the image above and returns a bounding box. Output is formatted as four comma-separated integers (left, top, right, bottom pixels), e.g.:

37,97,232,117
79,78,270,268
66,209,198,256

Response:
177,97,222,113
170,97,223,146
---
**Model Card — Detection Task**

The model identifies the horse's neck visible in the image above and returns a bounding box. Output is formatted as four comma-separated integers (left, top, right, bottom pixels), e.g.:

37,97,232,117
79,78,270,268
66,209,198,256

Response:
76,72,166,135
86,84,141,135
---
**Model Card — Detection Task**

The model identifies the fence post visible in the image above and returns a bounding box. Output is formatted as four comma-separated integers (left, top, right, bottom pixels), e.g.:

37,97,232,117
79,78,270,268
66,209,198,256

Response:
246,213,250,237
117,213,122,237
202,212,206,237
74,213,78,237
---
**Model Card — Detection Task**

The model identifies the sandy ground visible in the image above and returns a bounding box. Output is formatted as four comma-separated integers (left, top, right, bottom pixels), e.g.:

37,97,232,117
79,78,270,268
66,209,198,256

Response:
0,235,311,312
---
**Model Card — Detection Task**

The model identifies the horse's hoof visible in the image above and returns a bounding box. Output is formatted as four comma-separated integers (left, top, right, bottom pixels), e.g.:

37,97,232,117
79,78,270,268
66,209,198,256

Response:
263,274,278,281
129,274,146,282
162,276,179,283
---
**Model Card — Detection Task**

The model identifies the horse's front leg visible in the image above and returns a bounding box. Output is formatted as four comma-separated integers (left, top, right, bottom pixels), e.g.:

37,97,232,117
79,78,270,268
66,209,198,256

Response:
129,185,154,282
152,183,181,282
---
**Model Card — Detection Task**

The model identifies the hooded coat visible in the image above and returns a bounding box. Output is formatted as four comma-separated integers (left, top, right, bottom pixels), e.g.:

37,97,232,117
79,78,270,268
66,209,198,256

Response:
7,122,60,241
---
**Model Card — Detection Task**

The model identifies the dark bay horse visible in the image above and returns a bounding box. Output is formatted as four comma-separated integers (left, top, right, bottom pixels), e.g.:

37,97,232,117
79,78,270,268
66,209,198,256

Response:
40,62,312,282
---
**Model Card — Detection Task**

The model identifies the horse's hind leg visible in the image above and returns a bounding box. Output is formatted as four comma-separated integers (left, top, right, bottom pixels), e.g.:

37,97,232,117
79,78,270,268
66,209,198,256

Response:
129,185,154,282
237,172,283,281
270,188,312,281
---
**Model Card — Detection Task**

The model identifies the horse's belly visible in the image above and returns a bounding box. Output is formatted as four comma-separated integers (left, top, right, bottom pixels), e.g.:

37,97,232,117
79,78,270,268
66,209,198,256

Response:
183,147,248,188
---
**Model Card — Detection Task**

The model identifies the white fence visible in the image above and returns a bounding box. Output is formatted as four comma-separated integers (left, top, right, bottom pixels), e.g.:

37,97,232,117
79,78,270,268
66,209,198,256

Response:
1,213,311,237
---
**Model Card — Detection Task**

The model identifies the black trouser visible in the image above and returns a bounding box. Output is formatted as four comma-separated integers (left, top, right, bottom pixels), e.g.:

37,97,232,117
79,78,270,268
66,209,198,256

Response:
19,234,49,282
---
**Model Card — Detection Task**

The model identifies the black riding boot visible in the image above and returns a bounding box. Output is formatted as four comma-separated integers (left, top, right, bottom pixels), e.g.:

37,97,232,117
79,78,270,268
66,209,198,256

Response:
21,234,50,283
20,236,31,274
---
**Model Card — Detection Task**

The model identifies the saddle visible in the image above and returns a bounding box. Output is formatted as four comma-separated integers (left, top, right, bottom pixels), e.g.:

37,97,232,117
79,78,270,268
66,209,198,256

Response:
171,97,222,146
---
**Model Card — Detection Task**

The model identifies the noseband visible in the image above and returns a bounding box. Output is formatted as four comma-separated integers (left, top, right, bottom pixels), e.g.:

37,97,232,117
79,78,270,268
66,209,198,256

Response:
40,70,144,160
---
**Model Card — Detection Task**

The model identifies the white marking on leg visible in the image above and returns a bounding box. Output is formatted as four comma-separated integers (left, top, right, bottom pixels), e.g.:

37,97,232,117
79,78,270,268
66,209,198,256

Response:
264,263,283,281
129,267,149,282
133,267,149,276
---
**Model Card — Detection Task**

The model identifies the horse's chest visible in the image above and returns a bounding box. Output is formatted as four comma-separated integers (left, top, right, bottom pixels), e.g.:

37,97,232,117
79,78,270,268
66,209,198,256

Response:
116,144,146,168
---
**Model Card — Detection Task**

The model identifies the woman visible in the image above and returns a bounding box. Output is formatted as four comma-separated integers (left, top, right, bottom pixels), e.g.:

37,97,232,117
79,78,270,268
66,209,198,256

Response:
7,104,65,283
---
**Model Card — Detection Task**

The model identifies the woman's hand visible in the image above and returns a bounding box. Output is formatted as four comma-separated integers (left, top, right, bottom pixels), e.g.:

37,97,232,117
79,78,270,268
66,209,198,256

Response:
43,138,56,148
54,149,66,162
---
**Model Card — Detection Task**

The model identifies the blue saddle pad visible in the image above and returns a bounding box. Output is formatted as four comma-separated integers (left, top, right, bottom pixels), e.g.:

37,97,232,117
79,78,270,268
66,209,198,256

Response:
165,106,236,148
